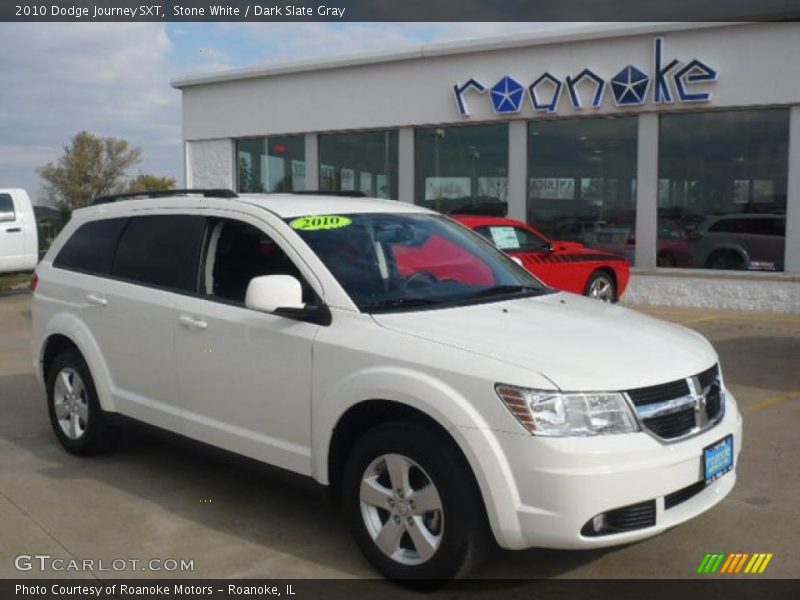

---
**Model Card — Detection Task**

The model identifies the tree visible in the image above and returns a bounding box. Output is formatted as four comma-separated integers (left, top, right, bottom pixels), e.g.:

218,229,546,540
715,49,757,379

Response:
127,173,176,193
38,131,142,211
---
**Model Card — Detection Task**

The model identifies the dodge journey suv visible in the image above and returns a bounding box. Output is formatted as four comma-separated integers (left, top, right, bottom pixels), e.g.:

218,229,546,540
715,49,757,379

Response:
31,190,742,581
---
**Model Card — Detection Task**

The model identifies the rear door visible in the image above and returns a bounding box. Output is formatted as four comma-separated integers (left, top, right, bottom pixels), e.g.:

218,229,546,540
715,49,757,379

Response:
0,192,26,272
50,217,129,377
96,214,206,432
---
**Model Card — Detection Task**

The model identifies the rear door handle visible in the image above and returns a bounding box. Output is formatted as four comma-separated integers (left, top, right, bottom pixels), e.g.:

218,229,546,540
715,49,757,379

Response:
86,294,108,307
179,315,208,330
5,227,21,233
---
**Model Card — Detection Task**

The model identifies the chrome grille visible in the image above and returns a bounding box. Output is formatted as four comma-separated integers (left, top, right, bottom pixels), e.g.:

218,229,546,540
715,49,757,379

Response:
706,386,722,419
627,379,689,406
626,364,724,441
643,407,696,438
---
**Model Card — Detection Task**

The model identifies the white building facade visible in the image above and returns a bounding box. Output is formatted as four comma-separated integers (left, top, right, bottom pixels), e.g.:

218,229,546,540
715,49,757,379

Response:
173,22,800,312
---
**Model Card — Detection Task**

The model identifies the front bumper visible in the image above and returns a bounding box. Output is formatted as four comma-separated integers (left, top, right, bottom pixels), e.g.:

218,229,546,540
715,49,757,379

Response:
463,392,742,550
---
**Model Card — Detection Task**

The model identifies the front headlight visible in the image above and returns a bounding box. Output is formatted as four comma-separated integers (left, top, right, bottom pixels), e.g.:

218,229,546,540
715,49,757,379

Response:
495,384,640,436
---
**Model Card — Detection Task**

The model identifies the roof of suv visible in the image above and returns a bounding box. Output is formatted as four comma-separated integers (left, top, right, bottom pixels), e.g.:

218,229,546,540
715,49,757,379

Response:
79,193,432,219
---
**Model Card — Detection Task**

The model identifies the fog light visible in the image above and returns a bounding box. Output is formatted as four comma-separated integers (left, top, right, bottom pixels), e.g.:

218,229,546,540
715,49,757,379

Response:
581,512,608,536
581,500,657,536
592,514,606,533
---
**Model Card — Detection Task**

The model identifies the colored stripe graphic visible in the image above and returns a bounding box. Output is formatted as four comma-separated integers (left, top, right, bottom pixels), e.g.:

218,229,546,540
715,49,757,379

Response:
720,554,736,573
758,554,774,573
698,553,725,573
744,554,764,573
697,554,711,574
710,553,726,573
734,553,749,573
698,552,773,574
744,554,759,573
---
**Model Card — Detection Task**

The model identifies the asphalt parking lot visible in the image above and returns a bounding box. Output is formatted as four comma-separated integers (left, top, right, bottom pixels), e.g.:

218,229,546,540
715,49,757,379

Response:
1,292,798,580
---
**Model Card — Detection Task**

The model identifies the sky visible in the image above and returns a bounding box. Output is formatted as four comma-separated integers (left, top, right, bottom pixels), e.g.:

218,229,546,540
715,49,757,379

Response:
0,22,584,205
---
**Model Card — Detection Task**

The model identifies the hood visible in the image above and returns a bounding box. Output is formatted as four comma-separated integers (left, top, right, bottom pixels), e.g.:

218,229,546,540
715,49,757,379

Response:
372,292,716,391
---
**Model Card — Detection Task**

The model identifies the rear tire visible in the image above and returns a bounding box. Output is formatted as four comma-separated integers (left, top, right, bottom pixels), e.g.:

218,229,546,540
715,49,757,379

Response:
342,421,490,584
585,270,617,302
46,349,114,456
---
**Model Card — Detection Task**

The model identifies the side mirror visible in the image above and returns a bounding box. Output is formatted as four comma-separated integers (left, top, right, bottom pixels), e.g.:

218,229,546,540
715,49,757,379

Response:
245,275,304,313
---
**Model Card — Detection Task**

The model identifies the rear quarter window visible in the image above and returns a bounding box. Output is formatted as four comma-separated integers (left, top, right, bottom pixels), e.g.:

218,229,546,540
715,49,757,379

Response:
53,218,128,275
111,215,205,292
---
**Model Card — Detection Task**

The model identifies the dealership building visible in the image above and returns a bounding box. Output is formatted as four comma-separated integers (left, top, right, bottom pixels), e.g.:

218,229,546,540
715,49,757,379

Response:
172,22,800,312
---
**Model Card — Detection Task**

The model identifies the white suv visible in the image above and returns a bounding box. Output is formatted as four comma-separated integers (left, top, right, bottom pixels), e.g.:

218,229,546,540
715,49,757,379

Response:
31,190,742,581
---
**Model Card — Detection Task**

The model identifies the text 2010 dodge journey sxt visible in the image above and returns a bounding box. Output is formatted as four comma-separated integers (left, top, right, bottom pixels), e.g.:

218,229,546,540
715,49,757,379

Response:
31,191,742,581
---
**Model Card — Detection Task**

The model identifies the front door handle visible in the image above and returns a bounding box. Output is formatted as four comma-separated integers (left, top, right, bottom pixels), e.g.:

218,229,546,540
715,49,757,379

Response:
179,315,208,330
86,294,108,307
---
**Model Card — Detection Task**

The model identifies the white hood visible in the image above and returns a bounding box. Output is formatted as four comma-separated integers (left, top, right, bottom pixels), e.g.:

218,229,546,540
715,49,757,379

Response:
372,292,717,391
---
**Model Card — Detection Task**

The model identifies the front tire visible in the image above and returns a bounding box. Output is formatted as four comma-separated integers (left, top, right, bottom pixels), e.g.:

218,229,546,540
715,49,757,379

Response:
342,421,489,583
46,349,114,456
585,270,617,302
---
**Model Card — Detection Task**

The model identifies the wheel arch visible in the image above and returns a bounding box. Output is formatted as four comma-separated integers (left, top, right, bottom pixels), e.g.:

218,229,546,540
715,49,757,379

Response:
313,368,528,549
327,399,460,502
704,245,748,269
42,334,79,383
38,314,116,412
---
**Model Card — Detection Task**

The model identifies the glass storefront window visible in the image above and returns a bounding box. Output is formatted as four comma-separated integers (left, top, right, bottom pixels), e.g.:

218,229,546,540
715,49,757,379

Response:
527,116,638,258
658,109,789,271
318,130,398,199
236,136,305,193
415,124,508,213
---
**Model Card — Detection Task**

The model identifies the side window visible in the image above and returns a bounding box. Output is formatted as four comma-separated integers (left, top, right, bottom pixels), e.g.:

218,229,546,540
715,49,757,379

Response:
746,218,785,237
708,219,727,233
201,219,312,304
112,215,205,292
0,193,15,223
53,218,128,275
709,219,742,234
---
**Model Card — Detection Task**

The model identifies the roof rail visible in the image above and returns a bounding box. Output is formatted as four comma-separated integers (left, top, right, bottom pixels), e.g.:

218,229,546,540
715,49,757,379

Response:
289,190,367,198
91,188,238,206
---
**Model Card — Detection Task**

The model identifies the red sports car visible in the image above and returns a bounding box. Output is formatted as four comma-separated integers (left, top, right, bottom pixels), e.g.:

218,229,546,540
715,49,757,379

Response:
452,214,630,301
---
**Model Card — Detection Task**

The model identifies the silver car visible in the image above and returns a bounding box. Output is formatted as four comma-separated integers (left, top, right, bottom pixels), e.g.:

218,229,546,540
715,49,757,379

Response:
687,214,786,271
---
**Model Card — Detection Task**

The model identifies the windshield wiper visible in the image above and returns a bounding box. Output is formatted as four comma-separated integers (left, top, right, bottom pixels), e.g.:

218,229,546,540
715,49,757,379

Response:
362,297,443,312
463,285,544,300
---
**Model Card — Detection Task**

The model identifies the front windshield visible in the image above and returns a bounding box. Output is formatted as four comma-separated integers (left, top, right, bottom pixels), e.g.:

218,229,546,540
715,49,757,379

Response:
287,213,550,312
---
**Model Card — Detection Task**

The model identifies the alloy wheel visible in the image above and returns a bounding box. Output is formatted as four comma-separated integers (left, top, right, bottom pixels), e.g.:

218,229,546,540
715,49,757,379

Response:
52,367,89,440
359,453,444,566
588,276,615,302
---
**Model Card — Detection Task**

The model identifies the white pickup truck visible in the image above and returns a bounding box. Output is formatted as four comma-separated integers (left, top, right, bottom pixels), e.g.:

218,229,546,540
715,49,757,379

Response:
0,188,39,274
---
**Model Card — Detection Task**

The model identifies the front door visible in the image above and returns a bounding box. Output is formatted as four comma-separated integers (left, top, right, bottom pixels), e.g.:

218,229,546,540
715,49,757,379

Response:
175,215,319,475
